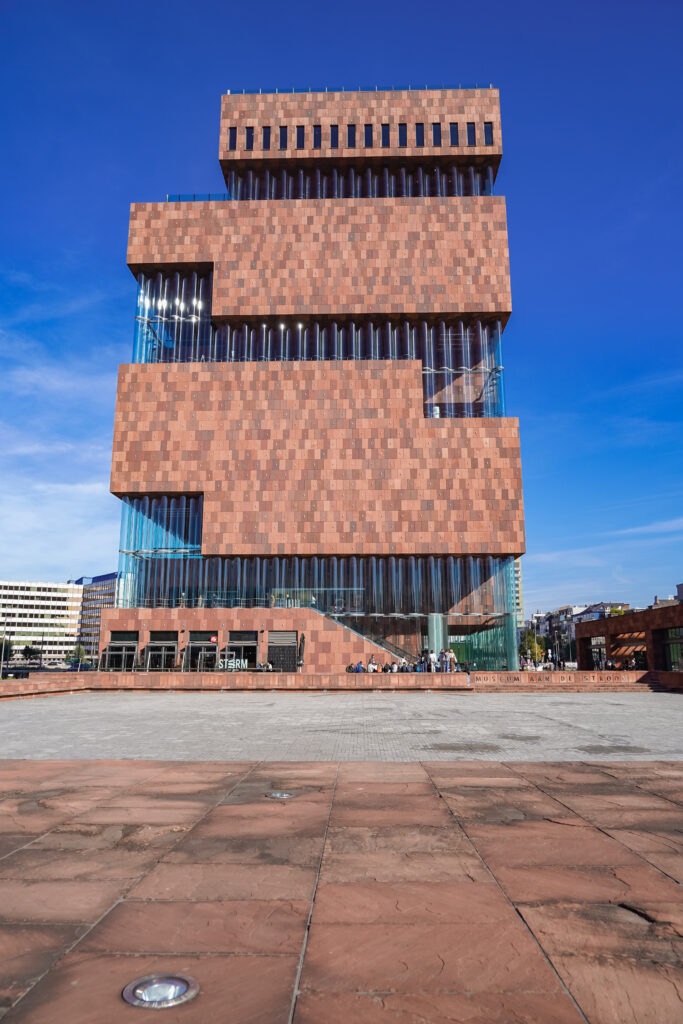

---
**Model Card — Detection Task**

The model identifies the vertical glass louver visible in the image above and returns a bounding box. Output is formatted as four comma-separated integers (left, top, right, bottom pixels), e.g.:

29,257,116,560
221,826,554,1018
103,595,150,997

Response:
132,271,506,419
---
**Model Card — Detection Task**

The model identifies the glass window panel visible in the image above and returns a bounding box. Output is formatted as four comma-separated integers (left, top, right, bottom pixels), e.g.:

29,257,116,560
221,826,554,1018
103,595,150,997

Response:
484,121,493,145
279,125,288,150
415,122,425,146
432,122,441,146
313,124,321,148
449,122,459,146
296,125,305,149
330,124,338,148
347,123,356,148
364,123,373,148
245,126,254,151
228,126,237,150
381,123,390,147
262,126,271,150
398,123,407,147
467,122,476,146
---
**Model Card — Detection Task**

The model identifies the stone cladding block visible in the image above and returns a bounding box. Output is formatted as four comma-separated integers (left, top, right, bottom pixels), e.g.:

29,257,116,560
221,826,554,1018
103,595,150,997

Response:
127,197,511,319
218,88,502,167
100,607,397,674
111,360,525,557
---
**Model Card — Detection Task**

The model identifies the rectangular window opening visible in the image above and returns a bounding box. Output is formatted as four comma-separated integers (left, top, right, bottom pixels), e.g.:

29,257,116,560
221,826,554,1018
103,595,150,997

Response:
279,125,288,150
262,125,271,150
296,125,305,149
228,126,237,150
415,122,425,146
313,124,322,149
364,123,373,148
347,123,356,148
484,121,494,146
245,126,254,151
381,123,390,147
467,122,476,146
449,122,459,146
398,123,407,147
432,122,441,146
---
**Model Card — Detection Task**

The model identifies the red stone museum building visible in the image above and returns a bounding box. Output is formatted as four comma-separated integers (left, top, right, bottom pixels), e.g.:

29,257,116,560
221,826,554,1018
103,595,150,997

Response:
100,87,524,674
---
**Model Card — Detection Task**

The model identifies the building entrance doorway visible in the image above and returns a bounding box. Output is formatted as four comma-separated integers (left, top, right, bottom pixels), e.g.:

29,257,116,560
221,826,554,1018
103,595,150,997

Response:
225,630,258,669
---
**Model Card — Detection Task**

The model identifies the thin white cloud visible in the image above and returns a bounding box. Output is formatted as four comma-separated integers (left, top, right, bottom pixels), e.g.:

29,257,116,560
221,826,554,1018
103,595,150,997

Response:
4,363,115,398
0,476,119,580
33,481,110,497
609,517,683,537
2,291,108,329
587,368,683,401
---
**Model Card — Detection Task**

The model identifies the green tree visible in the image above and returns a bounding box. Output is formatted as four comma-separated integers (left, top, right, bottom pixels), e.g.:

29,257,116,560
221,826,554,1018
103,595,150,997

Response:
519,628,546,662
22,645,39,662
70,644,88,664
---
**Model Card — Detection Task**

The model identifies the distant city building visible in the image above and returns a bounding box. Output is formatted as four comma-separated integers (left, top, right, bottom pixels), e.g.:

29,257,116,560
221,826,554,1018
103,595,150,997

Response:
70,573,117,661
543,605,587,663
651,590,681,609
573,602,631,623
0,580,83,665
513,558,524,629
577,602,683,671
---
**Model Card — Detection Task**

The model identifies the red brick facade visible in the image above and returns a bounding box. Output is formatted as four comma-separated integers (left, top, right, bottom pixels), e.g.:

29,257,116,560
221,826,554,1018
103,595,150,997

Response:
128,197,511,319
218,88,503,167
100,606,392,673
576,604,683,672
111,360,524,557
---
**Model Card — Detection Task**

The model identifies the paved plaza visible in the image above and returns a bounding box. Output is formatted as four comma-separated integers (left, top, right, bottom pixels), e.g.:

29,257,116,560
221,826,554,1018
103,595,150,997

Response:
1,693,681,1022
2,691,683,761
0,757,682,1022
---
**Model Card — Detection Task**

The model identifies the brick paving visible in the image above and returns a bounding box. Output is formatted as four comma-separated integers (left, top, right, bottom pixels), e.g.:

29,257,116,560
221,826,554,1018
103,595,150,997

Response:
0,758,681,1022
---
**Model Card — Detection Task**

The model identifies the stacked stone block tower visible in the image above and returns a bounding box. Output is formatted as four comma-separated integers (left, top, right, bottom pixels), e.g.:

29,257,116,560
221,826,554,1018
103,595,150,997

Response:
101,87,524,673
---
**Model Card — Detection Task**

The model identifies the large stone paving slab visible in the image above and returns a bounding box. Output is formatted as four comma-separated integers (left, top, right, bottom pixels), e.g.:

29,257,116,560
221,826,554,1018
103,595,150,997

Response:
0,760,681,1022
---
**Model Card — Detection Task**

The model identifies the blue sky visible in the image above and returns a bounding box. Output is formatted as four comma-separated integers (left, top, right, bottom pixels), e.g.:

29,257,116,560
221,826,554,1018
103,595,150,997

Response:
0,0,681,613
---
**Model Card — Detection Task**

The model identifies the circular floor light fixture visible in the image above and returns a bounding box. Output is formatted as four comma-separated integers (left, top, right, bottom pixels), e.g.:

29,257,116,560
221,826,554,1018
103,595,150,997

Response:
266,790,294,800
121,974,199,1009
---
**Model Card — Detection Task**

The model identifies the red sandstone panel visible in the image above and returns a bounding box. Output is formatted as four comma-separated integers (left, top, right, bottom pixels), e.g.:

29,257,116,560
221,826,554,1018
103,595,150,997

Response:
218,88,502,167
100,607,399,674
110,361,525,557
127,197,511,318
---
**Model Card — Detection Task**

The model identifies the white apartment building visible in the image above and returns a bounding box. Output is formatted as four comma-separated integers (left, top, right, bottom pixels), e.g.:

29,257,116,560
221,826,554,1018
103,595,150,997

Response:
513,558,524,629
0,580,83,666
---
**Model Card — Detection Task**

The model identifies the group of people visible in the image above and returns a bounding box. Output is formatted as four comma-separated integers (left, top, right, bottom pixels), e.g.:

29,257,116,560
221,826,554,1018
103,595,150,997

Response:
347,649,465,674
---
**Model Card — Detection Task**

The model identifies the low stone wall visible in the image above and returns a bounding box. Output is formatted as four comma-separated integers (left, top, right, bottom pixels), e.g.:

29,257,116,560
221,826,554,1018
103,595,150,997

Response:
2,670,472,698
2,669,682,700
473,670,658,692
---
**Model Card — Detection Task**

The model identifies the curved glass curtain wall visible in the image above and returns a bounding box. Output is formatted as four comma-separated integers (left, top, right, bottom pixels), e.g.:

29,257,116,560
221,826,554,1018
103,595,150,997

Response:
133,271,505,418
118,542,513,621
116,496,203,608
117,537,517,668
133,271,213,364
223,162,494,201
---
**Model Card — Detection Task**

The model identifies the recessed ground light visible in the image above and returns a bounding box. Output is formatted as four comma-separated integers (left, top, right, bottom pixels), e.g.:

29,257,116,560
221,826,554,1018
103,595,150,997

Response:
266,790,294,800
121,974,199,1009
